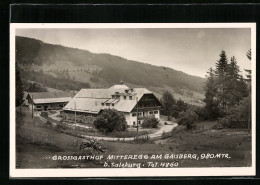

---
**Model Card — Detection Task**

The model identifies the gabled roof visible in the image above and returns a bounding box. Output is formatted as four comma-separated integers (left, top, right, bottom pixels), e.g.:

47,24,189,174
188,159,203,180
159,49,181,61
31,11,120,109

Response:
64,98,105,113
134,88,153,100
33,97,72,104
75,89,110,99
63,86,156,114
28,92,73,99
27,92,73,104
113,100,137,112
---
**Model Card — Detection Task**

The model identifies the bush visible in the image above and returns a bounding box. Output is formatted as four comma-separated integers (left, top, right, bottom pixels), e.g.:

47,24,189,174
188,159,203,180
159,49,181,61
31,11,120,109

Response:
194,107,207,121
141,116,159,128
131,135,154,144
40,111,48,118
217,117,230,127
45,120,53,128
79,138,106,153
55,122,67,130
212,123,224,130
217,117,248,129
178,110,198,130
217,96,251,129
106,130,149,138
187,105,207,121
93,109,127,133
171,125,186,134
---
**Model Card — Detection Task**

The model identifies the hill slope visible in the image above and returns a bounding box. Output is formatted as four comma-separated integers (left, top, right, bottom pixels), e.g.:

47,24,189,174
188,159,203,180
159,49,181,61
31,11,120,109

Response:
16,36,206,105
16,36,205,90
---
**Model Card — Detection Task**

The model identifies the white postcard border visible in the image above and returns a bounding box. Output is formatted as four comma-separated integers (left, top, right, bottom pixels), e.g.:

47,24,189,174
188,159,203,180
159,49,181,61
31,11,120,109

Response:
9,23,256,178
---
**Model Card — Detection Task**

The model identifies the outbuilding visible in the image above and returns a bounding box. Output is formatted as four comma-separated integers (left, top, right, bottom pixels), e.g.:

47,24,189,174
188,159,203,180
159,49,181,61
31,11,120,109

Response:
27,92,73,111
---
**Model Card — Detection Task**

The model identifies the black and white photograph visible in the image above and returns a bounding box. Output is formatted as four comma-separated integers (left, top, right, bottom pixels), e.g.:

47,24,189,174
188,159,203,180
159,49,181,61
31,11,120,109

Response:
9,23,256,177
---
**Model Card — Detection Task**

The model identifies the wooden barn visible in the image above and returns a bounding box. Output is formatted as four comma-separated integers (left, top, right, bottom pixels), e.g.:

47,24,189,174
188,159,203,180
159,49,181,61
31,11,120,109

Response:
27,92,73,111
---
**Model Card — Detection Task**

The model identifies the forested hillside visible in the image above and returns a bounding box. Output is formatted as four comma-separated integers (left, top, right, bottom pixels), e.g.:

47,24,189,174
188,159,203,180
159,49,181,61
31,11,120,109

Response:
16,36,205,91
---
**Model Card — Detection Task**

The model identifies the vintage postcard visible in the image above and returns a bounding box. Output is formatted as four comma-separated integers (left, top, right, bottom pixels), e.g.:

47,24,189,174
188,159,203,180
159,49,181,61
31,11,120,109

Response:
9,23,256,177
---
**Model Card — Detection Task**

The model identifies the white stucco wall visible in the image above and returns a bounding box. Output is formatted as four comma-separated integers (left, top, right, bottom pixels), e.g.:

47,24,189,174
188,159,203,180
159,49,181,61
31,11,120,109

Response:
123,109,160,126
124,112,138,126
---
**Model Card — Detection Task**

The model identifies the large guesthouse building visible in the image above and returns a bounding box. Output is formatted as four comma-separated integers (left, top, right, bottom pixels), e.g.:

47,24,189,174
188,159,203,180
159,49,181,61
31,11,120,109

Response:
63,82,163,126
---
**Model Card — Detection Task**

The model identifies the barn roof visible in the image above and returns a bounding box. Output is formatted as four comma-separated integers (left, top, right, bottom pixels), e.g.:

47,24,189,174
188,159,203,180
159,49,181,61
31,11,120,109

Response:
64,98,104,113
27,92,73,104
33,97,72,104
28,91,73,99
63,86,156,114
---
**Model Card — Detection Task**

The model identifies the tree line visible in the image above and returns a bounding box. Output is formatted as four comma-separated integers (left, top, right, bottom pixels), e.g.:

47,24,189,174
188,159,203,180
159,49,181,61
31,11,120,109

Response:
204,50,249,119
160,50,251,130
19,68,91,91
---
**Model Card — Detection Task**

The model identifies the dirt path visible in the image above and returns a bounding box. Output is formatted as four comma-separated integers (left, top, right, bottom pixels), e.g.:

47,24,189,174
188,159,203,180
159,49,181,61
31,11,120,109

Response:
81,121,178,141
49,111,62,121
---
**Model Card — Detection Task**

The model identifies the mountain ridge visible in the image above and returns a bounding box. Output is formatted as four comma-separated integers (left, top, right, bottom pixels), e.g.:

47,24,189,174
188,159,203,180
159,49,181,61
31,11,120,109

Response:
15,36,206,94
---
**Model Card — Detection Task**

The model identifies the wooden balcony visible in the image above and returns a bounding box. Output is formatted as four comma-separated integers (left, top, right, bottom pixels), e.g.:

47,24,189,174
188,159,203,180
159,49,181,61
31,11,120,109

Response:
133,106,162,111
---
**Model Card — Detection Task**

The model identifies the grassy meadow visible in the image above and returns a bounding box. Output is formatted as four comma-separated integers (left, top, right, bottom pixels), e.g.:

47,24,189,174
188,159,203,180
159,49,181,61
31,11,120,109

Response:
15,107,251,168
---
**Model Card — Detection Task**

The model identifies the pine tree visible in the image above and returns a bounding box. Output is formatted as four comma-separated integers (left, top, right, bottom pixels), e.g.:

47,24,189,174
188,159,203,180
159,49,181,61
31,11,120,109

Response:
215,50,229,114
203,68,219,119
16,63,24,107
215,50,229,78
226,56,248,107
245,49,251,83
246,49,251,60
244,49,252,130
229,56,240,79
204,51,249,119
226,56,240,107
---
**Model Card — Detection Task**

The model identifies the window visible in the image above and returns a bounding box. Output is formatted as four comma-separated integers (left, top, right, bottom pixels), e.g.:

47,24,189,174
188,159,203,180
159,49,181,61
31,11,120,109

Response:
124,96,126,99
106,103,110,106
112,95,115,99
129,96,132,100
133,121,136,125
101,103,104,106
112,104,114,106
132,113,136,117
149,111,153,115
138,113,142,116
154,111,158,114
36,106,41,108
138,121,141,124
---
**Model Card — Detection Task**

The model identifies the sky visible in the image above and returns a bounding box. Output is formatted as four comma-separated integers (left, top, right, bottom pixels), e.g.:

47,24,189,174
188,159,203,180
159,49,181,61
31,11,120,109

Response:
16,28,251,78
